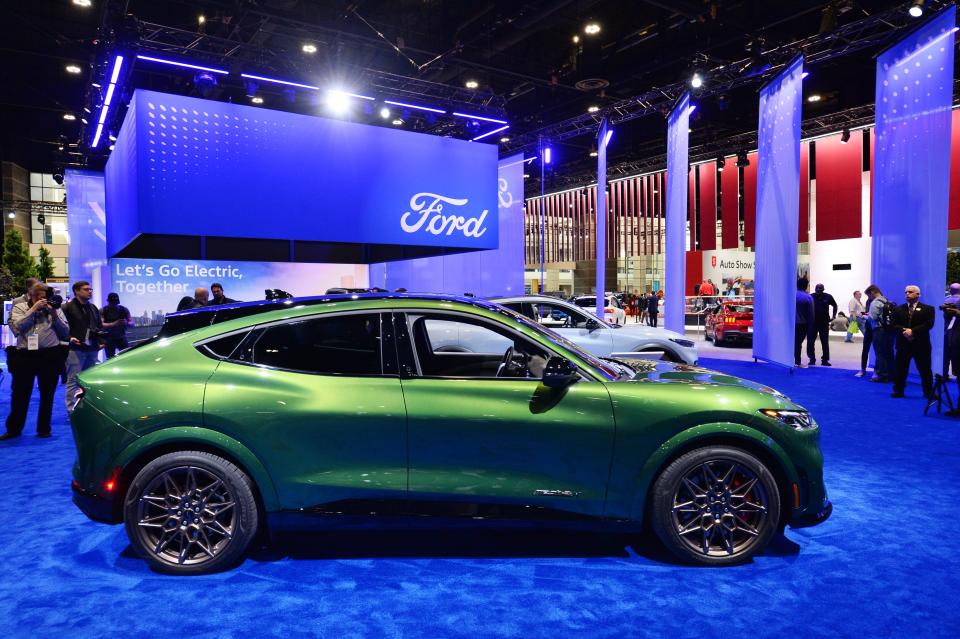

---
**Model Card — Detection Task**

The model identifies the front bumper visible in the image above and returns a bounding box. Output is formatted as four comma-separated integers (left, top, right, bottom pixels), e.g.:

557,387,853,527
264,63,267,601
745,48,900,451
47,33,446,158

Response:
790,497,833,528
71,479,120,524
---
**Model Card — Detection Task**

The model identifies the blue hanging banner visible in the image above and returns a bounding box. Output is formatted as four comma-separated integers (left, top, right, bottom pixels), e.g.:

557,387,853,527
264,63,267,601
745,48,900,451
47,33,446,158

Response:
872,7,957,375
752,56,804,368
665,93,691,334
65,169,111,304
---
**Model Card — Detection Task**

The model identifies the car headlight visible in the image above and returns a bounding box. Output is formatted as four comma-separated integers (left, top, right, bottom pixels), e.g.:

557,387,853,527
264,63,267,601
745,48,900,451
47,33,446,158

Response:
759,409,817,431
669,338,696,348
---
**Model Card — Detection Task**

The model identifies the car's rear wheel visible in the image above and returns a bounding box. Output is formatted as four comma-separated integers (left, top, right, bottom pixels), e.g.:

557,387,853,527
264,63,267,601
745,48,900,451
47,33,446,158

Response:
124,451,259,575
649,446,780,566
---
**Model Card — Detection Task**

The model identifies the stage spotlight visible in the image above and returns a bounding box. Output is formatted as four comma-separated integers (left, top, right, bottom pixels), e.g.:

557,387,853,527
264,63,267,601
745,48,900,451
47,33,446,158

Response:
7,212,15,220
391,118,404,126
198,15,206,25
63,113,76,121
500,136,510,143
840,128,851,144
108,134,117,141
72,0,91,7
587,105,599,113
109,145,115,150
465,79,479,89
584,22,601,35
194,71,218,98
53,171,64,184
380,107,391,119
717,155,726,171
544,147,552,164
250,96,264,104
244,79,258,98
326,90,350,115
691,72,703,89
909,1,924,18
807,94,822,103
735,150,750,167
302,43,317,54
572,35,580,44
589,144,598,158
523,173,531,179
65,64,82,74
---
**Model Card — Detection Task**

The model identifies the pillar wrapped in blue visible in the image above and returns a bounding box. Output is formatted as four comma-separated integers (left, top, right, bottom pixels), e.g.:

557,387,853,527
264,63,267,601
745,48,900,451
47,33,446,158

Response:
753,57,804,368
872,7,956,375
664,93,691,334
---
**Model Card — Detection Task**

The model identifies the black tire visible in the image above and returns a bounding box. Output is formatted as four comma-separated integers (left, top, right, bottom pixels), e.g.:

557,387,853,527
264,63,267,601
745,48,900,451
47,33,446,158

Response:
649,446,780,566
123,451,259,575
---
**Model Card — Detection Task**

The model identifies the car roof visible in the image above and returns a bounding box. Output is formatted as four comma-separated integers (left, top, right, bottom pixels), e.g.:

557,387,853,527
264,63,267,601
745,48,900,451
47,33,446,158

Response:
159,292,500,338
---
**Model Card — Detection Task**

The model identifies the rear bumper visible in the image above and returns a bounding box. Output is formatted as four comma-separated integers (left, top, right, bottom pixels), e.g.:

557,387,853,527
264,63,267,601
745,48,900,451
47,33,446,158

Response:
717,329,753,342
790,498,833,529
71,480,120,524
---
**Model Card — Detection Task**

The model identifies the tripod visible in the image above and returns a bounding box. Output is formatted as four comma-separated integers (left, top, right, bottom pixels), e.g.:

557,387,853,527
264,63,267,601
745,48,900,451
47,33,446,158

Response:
925,331,955,416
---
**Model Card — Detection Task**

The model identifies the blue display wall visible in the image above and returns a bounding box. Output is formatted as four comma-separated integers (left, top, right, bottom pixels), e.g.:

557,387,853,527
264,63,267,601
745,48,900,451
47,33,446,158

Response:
105,89,499,259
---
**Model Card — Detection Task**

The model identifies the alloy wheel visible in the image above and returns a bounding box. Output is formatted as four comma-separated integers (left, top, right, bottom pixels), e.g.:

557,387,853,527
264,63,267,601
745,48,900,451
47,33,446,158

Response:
670,459,769,557
133,465,236,567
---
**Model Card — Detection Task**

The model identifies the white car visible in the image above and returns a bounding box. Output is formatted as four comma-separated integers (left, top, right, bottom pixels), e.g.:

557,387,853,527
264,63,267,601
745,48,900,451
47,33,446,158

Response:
572,295,626,325
492,295,698,365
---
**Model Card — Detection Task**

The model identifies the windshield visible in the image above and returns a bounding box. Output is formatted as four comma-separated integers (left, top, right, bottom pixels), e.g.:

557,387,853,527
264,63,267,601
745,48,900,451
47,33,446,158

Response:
492,306,619,380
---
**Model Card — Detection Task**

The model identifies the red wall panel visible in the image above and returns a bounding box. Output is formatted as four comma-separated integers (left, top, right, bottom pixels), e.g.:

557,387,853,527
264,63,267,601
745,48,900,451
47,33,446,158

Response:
743,152,758,248
815,133,862,241
950,109,960,230
799,141,809,243
720,158,739,249
698,164,717,251
688,168,696,250
686,250,703,297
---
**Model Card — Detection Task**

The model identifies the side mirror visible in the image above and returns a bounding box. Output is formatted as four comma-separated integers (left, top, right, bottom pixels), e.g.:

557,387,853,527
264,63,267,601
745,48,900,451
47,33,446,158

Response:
585,318,601,331
542,356,579,389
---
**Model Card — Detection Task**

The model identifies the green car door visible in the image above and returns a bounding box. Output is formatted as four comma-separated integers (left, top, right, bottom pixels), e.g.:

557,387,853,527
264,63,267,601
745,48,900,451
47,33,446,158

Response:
201,311,408,509
395,310,617,517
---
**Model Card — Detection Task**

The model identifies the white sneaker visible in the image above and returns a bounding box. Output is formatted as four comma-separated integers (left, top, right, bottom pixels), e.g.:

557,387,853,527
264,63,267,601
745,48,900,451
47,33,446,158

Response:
854,371,865,378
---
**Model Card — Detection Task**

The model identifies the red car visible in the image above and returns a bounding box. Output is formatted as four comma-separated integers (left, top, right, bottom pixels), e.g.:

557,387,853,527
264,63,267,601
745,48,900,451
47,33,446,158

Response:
706,302,754,345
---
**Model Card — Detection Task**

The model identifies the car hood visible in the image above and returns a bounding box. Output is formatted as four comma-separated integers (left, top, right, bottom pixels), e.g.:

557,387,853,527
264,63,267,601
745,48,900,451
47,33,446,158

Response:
616,359,787,398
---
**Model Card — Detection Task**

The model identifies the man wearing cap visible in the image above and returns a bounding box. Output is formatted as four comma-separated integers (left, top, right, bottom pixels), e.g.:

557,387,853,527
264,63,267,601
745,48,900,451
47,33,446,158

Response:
101,292,133,359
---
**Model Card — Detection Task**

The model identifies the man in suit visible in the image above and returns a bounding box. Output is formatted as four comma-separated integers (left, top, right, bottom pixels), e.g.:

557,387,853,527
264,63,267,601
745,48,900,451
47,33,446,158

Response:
891,284,935,398
647,292,659,327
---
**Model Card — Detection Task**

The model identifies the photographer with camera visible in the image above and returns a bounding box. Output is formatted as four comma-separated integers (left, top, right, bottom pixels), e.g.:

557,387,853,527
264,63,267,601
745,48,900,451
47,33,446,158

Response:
1,283,70,440
63,281,103,413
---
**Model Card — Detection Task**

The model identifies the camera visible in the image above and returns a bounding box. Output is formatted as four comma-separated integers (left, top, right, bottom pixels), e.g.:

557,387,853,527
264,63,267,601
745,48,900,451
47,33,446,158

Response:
44,289,63,309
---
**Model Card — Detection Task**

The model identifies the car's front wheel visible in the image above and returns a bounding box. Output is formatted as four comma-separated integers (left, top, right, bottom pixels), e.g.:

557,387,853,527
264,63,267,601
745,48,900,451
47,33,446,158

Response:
649,446,780,566
123,451,259,575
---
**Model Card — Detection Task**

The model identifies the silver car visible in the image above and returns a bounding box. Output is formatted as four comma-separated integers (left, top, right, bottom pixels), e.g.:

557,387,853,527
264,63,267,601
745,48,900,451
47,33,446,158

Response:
492,295,698,365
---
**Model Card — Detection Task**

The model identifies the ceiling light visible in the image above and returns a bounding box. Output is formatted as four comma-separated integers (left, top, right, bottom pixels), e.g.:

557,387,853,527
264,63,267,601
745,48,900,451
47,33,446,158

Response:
587,105,599,113
72,0,92,6
108,134,117,141
544,147,552,164
717,155,726,171
465,79,479,89
250,96,264,104
63,114,76,121
379,107,391,119
80,118,88,124
589,145,598,158
499,136,510,143
198,15,206,25
109,144,115,151
909,1,924,18
584,23,601,35
65,65,82,74
392,118,404,126
523,173,531,179
572,35,580,44
807,94,822,103
326,90,350,114
7,212,15,219
840,128,851,144
302,43,317,54
691,72,703,89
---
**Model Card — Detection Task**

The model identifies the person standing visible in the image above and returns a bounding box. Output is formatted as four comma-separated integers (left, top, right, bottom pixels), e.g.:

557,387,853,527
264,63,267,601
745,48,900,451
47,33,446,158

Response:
176,287,210,311
890,285,935,398
647,292,659,328
855,296,874,378
1,283,70,440
811,284,838,366
101,292,133,359
209,283,236,306
795,277,815,368
846,291,865,343
638,293,648,324
63,281,103,412
942,283,960,407
865,284,894,383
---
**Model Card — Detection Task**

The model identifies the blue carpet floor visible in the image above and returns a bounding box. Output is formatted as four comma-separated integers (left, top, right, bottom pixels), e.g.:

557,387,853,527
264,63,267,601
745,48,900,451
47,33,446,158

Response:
0,358,958,638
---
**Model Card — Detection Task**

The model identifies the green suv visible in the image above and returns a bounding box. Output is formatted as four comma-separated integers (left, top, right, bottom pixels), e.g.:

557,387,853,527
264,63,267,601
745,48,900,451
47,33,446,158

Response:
70,294,830,574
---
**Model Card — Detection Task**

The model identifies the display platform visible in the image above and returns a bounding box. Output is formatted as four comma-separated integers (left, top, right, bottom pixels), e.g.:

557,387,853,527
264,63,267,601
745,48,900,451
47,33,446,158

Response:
0,356,957,637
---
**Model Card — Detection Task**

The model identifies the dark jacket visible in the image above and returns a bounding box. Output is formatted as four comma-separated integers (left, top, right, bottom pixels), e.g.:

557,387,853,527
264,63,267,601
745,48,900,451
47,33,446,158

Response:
891,302,935,344
812,292,838,326
210,295,237,306
63,298,103,351
796,290,814,326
